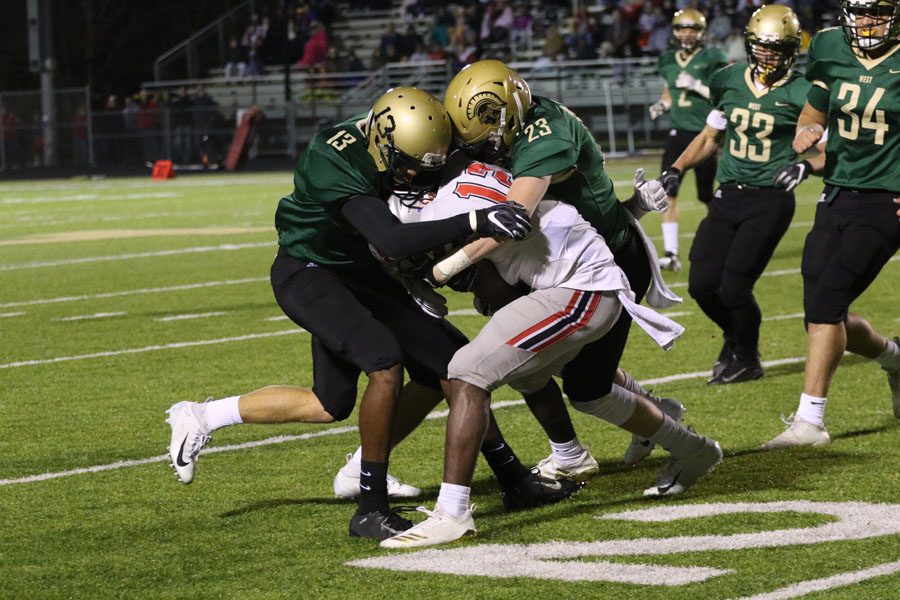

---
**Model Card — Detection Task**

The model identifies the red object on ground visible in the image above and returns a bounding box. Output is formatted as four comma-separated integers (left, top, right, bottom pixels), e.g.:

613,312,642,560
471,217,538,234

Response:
152,159,175,179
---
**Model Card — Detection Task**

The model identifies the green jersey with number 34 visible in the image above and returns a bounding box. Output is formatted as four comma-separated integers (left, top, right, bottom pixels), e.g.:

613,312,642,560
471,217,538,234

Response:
275,114,391,269
711,63,811,187
806,28,900,192
658,47,728,131
510,95,628,250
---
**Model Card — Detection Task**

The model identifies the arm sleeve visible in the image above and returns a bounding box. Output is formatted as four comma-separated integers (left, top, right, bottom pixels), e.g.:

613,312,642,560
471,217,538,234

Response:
341,194,472,258
706,109,727,130
807,84,830,112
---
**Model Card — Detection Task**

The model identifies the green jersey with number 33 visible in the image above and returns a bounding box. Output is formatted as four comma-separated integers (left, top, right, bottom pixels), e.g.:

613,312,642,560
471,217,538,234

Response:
510,95,628,250
711,63,811,187
275,114,391,269
658,47,728,131
806,27,900,192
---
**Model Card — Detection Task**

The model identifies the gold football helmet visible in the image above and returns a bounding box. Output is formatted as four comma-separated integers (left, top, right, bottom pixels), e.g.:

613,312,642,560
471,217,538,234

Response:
841,0,900,53
744,5,802,85
366,87,452,196
672,9,707,51
443,59,532,161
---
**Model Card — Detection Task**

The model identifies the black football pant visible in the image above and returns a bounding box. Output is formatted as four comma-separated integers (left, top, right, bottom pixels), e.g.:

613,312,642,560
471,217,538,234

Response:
688,185,795,360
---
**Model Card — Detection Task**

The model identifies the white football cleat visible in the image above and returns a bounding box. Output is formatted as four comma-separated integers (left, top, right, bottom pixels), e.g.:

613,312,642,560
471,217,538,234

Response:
761,414,830,449
658,252,681,272
333,453,422,499
885,336,900,419
166,401,212,484
624,396,685,467
535,448,599,481
380,505,476,549
643,437,722,498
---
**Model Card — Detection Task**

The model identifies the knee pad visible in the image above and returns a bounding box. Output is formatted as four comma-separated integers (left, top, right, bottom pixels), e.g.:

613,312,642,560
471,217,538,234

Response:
570,384,637,426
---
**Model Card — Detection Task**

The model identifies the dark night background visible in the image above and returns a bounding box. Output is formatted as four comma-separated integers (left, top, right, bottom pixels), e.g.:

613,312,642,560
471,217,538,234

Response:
0,1,246,97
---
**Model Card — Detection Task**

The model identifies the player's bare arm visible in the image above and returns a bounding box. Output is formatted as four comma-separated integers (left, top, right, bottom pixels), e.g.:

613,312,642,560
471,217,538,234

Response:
793,102,827,154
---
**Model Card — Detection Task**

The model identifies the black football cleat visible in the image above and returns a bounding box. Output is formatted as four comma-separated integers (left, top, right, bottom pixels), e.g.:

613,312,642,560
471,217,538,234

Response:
708,354,764,385
500,469,582,511
349,508,414,541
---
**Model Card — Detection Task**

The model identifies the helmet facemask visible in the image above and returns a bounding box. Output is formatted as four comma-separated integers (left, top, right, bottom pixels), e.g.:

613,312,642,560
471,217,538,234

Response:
841,0,900,53
745,35,800,85
673,24,704,51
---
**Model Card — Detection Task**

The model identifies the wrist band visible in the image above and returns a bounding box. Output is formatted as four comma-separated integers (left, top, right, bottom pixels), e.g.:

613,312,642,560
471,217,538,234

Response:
468,211,478,231
434,248,473,283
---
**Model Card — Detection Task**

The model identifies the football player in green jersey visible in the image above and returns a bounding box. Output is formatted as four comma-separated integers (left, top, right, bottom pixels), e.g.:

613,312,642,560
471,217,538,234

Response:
165,88,537,541
763,0,900,449
440,60,721,495
651,9,728,271
661,5,824,385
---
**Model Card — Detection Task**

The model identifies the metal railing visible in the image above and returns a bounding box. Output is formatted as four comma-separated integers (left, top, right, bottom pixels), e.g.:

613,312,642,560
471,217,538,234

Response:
153,1,254,81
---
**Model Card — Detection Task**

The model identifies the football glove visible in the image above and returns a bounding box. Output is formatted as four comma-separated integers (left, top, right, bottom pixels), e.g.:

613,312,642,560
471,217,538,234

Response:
401,275,448,319
675,72,710,99
773,160,811,192
659,167,682,197
473,296,495,317
446,265,479,293
632,168,669,213
648,100,670,121
470,201,532,241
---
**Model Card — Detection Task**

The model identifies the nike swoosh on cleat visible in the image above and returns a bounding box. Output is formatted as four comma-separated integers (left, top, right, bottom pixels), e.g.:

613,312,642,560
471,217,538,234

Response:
360,469,372,476
360,484,371,491
175,438,191,467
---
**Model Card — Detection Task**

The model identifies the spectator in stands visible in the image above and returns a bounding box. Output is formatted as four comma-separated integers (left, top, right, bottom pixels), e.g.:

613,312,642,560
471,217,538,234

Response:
409,41,430,62
296,20,329,68
379,23,402,56
541,25,566,60
645,12,671,55
171,86,194,164
137,89,160,163
247,36,265,77
122,95,140,161
345,49,364,71
399,24,424,59
73,106,89,166
430,8,453,48
481,0,514,44
96,94,121,166
449,13,473,48
1,105,21,169
192,85,219,166
224,36,248,80
510,3,533,47
427,41,449,61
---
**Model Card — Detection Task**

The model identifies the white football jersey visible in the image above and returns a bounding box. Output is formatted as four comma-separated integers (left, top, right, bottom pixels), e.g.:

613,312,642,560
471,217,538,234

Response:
388,161,628,293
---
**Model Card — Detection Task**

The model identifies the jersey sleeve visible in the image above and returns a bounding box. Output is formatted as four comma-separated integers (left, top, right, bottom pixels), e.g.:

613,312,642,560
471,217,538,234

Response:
804,30,832,89
511,134,578,179
708,65,730,107
708,48,728,74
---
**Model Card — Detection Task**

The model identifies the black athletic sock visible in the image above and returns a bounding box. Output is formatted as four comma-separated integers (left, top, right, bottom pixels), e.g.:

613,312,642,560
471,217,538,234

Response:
481,435,530,487
357,460,389,515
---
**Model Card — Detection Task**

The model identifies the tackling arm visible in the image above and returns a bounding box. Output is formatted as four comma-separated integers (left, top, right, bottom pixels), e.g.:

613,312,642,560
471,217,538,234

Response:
672,125,723,173
793,102,827,154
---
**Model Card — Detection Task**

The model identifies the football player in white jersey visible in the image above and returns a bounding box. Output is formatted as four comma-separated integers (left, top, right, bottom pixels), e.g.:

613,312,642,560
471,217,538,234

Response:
380,158,724,549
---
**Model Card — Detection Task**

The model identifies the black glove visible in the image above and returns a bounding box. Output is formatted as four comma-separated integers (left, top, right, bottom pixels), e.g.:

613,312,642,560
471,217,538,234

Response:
446,265,479,292
473,296,495,317
773,160,811,192
471,201,532,241
659,167,682,197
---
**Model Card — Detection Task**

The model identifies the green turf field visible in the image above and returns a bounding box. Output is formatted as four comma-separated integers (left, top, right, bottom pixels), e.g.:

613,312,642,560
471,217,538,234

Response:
1,160,898,599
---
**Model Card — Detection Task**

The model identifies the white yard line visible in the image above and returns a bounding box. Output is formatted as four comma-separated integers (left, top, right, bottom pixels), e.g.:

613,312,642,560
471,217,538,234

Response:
56,312,127,322
0,175,287,193
0,241,273,272
0,277,268,309
733,560,900,600
0,192,178,205
0,311,25,318
0,329,302,370
157,311,227,322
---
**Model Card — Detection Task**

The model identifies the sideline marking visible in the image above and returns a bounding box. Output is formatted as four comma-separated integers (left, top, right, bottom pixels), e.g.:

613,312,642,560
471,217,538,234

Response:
0,242,273,272
157,311,227,322
0,192,178,205
0,399,523,486
0,277,268,309
0,227,271,247
56,312,126,322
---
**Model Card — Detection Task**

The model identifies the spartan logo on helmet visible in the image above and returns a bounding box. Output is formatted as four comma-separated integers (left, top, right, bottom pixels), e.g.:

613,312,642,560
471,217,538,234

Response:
468,92,505,126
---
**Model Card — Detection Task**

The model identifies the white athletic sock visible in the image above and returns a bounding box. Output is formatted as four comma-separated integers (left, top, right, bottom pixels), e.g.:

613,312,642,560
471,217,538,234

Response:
874,337,900,371
436,482,471,518
648,413,705,458
550,437,585,466
796,393,827,427
202,396,243,431
662,222,679,256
